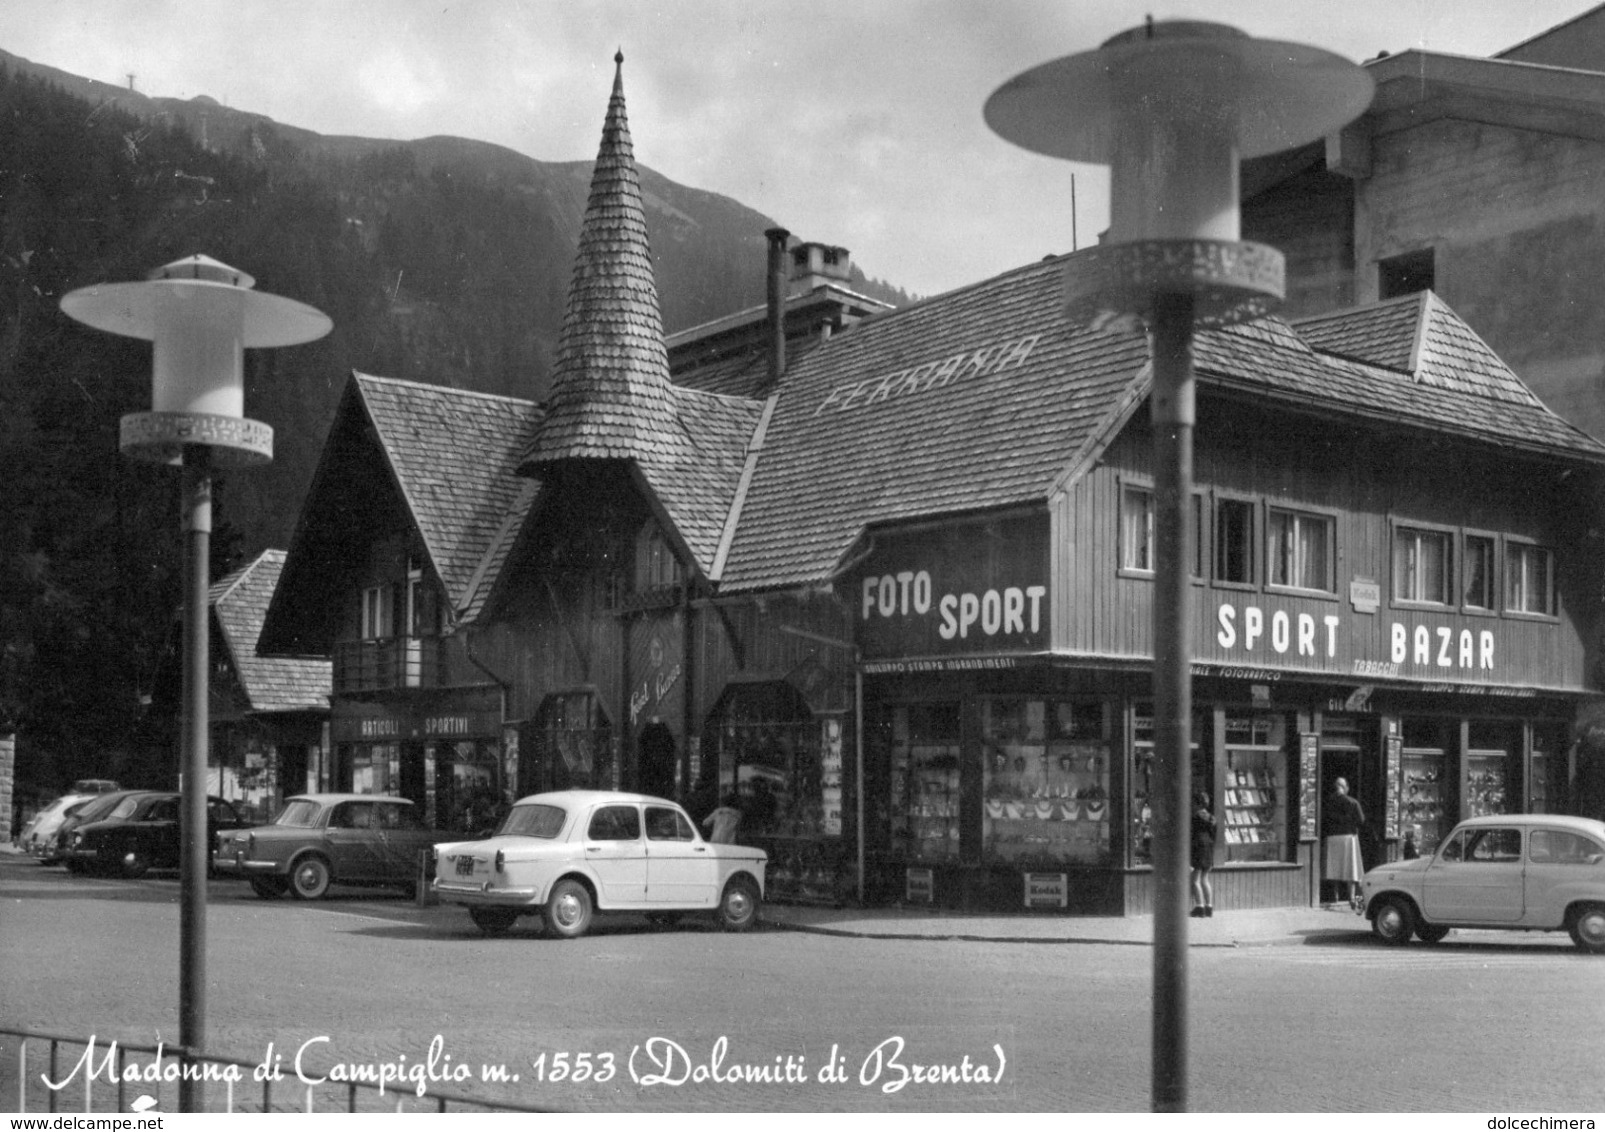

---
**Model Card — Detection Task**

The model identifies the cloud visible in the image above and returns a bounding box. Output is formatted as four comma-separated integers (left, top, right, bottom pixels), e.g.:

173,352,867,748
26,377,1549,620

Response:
356,46,443,119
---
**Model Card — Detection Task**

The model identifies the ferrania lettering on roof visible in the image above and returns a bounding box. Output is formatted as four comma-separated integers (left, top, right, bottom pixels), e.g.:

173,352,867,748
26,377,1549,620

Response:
813,334,1042,416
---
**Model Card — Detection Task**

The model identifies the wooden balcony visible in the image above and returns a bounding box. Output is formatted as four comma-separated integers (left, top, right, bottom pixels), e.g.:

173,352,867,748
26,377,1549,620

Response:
334,636,444,694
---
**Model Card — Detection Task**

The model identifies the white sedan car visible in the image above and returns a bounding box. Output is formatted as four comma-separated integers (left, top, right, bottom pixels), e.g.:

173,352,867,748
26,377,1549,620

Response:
434,790,767,938
1359,813,1605,952
15,793,94,858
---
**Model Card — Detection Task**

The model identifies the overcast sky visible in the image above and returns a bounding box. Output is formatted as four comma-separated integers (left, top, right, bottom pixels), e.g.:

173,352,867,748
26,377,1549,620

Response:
0,1,1596,297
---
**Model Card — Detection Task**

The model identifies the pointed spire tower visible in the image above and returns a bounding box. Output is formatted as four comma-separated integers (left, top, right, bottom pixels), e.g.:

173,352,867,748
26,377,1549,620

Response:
521,51,689,472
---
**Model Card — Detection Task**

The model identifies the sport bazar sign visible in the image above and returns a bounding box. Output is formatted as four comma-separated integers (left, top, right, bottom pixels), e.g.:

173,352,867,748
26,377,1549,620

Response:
1214,600,1497,677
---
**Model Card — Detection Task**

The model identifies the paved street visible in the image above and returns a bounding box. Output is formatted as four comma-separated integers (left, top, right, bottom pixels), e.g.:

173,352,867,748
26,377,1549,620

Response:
2,851,1602,1113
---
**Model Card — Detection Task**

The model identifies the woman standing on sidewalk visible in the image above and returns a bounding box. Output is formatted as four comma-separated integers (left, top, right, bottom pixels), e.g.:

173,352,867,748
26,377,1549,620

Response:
1190,790,1216,918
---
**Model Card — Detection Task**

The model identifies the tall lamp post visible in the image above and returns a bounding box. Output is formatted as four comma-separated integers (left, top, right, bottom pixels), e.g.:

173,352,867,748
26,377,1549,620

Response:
62,255,330,1111
985,22,1370,1111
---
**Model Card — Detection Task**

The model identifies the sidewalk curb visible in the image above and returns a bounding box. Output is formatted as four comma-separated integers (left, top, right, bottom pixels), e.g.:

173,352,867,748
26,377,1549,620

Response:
763,916,1322,948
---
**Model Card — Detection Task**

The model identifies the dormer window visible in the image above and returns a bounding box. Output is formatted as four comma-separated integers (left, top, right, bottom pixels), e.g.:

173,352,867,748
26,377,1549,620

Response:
635,521,683,592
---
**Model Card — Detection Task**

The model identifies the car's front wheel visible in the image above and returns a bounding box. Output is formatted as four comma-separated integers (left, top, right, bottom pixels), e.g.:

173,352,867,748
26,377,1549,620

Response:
717,876,760,932
543,878,593,939
289,855,332,900
1371,896,1415,945
1568,903,1605,954
250,876,288,900
470,907,518,936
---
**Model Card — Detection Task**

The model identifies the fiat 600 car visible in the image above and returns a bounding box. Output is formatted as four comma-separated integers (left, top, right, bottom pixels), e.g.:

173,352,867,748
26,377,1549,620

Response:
433,790,767,938
1359,813,1605,952
215,793,449,900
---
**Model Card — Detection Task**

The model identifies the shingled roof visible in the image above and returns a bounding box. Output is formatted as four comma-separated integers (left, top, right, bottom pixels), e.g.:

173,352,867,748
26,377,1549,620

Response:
716,259,1151,592
1294,290,1545,406
714,257,1605,594
521,52,690,468
355,373,543,614
516,52,760,576
210,551,329,712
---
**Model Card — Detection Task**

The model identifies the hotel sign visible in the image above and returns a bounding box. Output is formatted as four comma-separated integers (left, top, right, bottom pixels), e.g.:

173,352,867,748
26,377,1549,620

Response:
855,514,1048,661
814,334,1042,416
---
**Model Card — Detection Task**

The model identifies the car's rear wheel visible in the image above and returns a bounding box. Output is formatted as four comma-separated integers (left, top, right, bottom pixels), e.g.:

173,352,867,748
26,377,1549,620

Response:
289,855,332,900
717,876,760,933
1568,904,1605,954
250,876,288,900
120,843,150,880
1415,922,1450,944
470,907,518,936
543,878,593,939
1371,896,1414,945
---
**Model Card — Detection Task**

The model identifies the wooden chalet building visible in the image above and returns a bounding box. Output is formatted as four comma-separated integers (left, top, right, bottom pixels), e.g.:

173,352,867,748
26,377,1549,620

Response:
263,53,1605,911
260,375,540,832
204,551,329,822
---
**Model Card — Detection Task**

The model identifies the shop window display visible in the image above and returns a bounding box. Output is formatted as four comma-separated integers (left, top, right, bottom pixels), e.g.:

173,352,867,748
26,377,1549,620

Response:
712,682,824,837
1401,748,1448,853
1465,721,1518,818
1464,751,1511,818
529,692,614,794
888,702,962,861
1221,711,1289,863
982,699,1111,865
1130,705,1206,867
351,744,398,795
438,740,503,833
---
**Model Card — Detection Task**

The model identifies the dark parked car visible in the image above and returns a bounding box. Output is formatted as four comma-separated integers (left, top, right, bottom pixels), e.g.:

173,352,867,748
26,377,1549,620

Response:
65,792,247,878
55,790,155,869
215,794,451,900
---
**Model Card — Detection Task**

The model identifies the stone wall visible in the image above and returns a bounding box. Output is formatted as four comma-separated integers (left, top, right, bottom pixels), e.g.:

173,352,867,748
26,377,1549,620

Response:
0,732,14,841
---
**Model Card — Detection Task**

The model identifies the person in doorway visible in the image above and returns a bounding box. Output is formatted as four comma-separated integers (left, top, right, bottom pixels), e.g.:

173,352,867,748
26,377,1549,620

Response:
1401,825,1421,860
702,793,743,844
1324,776,1366,908
1189,789,1216,918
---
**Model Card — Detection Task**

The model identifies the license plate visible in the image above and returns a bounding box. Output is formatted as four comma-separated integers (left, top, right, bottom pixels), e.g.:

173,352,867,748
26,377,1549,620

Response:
454,855,476,877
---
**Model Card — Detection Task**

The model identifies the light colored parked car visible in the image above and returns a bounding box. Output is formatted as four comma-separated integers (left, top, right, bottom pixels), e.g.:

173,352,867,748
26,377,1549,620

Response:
434,790,767,938
215,793,450,900
1359,813,1605,953
15,793,94,858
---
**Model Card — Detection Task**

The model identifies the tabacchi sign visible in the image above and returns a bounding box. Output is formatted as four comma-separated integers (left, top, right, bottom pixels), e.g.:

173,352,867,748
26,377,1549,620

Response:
856,515,1048,660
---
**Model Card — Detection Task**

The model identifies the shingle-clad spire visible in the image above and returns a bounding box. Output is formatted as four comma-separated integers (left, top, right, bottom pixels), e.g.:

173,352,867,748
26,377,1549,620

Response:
520,51,689,471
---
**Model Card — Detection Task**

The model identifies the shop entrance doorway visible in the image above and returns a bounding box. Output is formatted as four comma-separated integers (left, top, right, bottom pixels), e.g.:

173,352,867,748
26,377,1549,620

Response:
1319,716,1381,903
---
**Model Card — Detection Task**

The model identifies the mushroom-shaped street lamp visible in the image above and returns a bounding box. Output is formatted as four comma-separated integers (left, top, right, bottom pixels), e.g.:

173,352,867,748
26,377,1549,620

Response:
985,22,1371,1112
61,255,331,1110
